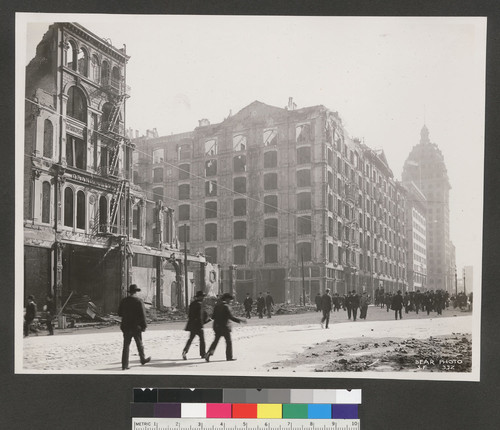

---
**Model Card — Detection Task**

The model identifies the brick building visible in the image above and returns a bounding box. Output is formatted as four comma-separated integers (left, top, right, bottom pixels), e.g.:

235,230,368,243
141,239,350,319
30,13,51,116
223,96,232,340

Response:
23,23,205,314
133,99,407,304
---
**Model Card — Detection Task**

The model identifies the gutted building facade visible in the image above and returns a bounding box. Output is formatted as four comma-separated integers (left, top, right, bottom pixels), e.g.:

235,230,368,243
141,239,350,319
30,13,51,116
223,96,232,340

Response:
133,100,408,303
24,23,204,314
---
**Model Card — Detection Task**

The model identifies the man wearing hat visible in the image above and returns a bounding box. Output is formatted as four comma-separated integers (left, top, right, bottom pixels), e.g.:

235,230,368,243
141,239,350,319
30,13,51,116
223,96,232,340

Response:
118,284,151,370
24,295,37,337
243,293,253,319
205,293,246,362
182,290,210,360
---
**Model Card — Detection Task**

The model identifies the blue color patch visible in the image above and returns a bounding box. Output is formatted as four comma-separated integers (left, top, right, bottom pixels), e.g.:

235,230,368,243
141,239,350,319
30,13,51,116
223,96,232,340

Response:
307,404,332,419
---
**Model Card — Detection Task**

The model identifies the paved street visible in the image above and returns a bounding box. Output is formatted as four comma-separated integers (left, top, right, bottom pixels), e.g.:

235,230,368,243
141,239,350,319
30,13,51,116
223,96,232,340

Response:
21,306,473,374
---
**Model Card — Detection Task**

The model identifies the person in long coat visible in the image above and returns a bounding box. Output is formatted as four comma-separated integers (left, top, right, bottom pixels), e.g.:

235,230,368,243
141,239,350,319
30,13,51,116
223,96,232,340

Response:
256,292,265,318
182,291,209,359
320,289,333,328
351,291,360,321
205,293,246,361
118,284,151,370
315,293,322,312
265,291,274,318
391,290,404,320
24,295,37,337
359,292,369,320
243,293,253,319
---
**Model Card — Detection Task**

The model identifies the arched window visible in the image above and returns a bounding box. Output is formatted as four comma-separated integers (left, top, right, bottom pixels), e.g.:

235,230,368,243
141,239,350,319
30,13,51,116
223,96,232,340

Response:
67,86,87,122
132,205,141,239
41,181,50,223
76,190,86,229
64,188,74,227
91,55,100,82
101,61,110,86
111,66,121,91
99,196,108,233
66,40,76,70
77,47,89,76
43,119,53,158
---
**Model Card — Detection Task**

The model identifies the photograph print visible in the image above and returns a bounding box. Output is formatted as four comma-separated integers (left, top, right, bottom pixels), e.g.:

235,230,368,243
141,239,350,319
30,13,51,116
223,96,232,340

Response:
17,13,485,380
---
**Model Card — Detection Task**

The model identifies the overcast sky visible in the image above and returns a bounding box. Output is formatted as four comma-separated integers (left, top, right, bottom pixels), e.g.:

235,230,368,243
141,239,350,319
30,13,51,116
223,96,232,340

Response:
18,13,486,288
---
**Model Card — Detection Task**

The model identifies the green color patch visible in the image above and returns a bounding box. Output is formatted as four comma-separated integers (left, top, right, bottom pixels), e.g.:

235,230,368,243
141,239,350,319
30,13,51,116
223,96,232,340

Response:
282,404,308,419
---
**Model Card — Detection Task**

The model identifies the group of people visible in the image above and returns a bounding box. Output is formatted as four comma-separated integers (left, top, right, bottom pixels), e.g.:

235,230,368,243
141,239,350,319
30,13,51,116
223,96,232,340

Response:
23,294,55,337
244,291,274,318
375,288,451,317
315,289,371,327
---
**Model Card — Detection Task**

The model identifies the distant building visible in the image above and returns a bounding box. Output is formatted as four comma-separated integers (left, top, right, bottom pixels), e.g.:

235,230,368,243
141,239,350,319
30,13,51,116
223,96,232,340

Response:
24,23,205,314
463,265,473,294
133,99,408,303
402,125,455,293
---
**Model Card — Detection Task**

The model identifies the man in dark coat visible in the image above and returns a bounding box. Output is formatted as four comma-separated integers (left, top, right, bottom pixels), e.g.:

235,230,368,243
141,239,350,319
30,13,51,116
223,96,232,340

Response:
351,291,360,321
118,284,151,370
256,292,265,318
403,292,410,314
24,295,37,337
391,290,404,320
359,292,369,320
45,294,55,335
315,292,322,312
205,293,246,361
243,293,253,319
182,291,209,360
320,289,333,328
265,291,274,318
345,292,353,320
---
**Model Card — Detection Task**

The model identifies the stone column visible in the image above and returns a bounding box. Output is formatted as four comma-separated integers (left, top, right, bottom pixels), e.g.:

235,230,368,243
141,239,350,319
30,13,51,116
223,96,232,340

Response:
53,241,65,312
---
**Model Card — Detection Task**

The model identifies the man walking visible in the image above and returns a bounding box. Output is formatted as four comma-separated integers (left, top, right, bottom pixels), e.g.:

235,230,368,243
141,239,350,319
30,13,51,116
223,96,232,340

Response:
320,289,333,328
256,292,265,318
315,292,322,312
243,293,253,319
391,290,404,320
359,291,369,320
118,284,151,370
351,290,360,321
24,295,37,337
183,291,209,360
265,291,274,318
205,293,246,362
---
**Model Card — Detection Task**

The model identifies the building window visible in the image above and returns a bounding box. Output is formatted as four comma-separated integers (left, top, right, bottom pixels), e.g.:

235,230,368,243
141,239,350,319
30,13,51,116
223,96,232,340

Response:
296,169,311,187
76,190,86,229
234,246,246,265
179,204,190,221
264,218,278,237
264,172,278,190
98,196,107,233
153,168,163,183
66,40,76,69
111,66,121,91
66,134,86,170
150,187,162,203
234,221,246,239
329,243,334,263
64,188,74,227
297,146,311,165
328,216,334,237
178,164,190,180
205,247,217,264
205,139,217,156
205,159,217,176
233,134,247,151
264,244,278,263
178,144,191,160
328,194,333,212
296,123,311,143
264,195,278,213
179,225,190,243
205,180,217,197
328,149,333,166
67,86,87,122
234,177,246,193
264,151,277,168
153,148,164,164
132,205,141,239
205,201,217,219
178,184,190,200
297,242,311,261
77,47,89,77
43,119,53,158
297,192,311,210
41,181,51,223
263,128,277,146
297,215,312,235
233,155,246,172
205,223,217,241
91,54,100,83
101,60,109,85
234,198,246,216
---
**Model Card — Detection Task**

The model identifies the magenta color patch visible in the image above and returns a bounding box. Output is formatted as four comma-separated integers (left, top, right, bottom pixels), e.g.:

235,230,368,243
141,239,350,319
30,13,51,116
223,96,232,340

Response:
206,403,232,418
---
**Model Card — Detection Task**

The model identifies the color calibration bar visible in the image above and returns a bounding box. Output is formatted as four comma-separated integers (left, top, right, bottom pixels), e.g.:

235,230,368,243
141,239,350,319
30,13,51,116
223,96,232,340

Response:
132,419,360,430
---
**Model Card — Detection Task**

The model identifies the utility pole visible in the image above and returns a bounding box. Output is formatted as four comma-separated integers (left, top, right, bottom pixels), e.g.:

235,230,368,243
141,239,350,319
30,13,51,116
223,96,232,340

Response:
455,268,458,297
301,253,306,307
184,225,189,314
463,269,466,295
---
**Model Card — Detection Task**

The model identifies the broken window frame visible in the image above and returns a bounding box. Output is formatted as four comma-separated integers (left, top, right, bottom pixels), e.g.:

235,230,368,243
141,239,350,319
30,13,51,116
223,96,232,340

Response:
263,128,278,146
205,138,217,156
296,123,311,144
205,159,217,177
205,180,217,197
233,154,246,173
152,148,164,164
233,134,247,152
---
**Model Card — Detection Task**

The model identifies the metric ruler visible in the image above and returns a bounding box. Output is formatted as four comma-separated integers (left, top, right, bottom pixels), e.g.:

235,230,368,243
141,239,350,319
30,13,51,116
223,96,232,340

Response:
132,419,360,430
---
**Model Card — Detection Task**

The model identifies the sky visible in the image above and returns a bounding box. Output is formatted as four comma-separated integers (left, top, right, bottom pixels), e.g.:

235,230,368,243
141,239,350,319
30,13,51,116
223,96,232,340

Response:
18,13,486,288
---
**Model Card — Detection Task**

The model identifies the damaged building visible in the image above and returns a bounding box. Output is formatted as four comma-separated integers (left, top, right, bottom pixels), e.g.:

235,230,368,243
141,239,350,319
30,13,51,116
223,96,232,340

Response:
133,99,408,304
23,22,205,315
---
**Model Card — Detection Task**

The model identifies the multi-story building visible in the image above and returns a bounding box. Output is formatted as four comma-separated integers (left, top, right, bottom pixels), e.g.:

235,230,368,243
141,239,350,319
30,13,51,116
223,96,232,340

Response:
133,99,407,304
463,265,473,295
402,125,455,292
403,181,427,291
24,23,205,314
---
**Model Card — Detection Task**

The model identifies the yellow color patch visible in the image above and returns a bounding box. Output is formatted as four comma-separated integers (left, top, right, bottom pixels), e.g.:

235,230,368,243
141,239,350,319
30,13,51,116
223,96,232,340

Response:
257,403,282,419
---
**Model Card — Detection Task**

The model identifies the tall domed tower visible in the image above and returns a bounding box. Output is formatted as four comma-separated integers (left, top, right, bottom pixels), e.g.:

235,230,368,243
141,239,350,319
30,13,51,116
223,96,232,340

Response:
402,125,455,293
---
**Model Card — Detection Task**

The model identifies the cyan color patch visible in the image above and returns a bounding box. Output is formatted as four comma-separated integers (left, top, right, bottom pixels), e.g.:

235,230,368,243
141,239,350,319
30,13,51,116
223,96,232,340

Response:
307,404,332,419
